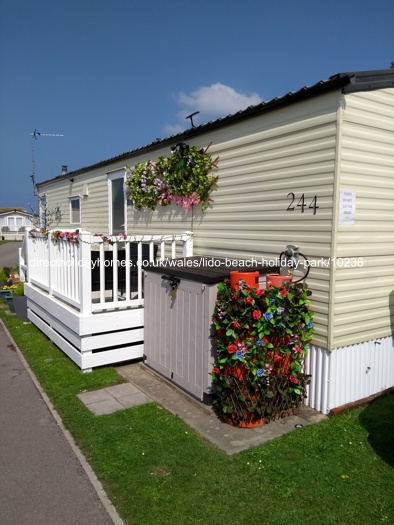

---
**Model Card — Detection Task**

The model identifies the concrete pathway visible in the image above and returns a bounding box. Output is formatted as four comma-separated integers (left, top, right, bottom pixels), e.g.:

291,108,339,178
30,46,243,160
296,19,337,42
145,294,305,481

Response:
78,363,327,455
115,363,327,455
0,319,123,525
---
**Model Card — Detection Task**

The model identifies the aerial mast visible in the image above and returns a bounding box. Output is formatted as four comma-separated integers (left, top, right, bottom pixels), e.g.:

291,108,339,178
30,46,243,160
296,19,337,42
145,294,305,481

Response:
30,129,64,196
30,130,64,228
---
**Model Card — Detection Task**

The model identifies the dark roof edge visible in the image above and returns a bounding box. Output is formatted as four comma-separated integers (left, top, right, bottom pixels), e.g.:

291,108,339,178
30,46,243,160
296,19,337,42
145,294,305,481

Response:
0,208,32,216
37,69,394,188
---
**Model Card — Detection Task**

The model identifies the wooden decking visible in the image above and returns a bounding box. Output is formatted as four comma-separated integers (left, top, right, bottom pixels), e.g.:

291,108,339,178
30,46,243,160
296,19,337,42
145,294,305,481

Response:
21,230,193,371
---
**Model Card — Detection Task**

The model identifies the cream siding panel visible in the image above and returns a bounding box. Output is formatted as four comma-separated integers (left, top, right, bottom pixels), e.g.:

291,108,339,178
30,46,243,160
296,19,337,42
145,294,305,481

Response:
190,92,340,348
39,183,71,229
39,91,340,348
40,169,110,232
341,89,394,132
333,88,394,348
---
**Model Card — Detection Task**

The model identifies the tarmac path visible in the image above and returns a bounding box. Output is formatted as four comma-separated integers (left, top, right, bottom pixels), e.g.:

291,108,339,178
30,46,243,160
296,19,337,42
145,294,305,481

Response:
0,320,120,525
0,242,22,268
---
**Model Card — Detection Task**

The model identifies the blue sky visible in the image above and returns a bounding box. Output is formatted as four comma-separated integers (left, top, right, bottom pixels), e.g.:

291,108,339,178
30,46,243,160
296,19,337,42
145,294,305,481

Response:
1,0,393,210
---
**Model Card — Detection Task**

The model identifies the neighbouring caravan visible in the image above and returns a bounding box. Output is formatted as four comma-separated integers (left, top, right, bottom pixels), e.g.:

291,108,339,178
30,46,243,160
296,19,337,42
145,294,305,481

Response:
0,207,33,235
32,69,394,413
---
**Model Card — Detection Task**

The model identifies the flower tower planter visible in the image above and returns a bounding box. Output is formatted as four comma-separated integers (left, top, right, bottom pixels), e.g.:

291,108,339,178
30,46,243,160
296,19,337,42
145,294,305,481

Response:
211,279,313,428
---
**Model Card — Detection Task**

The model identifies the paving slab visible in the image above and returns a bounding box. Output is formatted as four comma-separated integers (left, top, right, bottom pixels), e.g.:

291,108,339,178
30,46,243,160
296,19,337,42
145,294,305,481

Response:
117,362,328,455
78,382,151,415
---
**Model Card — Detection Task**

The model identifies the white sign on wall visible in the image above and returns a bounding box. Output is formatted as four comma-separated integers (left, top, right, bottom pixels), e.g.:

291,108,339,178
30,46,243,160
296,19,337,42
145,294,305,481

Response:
339,190,356,225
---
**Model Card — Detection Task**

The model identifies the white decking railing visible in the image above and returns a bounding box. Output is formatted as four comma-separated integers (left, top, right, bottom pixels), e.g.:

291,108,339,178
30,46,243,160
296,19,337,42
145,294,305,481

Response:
23,229,193,314
21,229,193,371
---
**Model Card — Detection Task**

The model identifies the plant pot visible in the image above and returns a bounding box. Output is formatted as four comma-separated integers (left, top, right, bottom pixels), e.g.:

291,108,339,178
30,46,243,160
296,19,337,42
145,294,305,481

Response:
0,289,12,304
4,295,15,312
229,271,259,290
266,274,292,288
223,413,265,428
13,296,28,321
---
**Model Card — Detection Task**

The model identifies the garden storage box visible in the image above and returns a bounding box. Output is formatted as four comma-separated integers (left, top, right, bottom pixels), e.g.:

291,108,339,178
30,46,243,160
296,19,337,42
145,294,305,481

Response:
144,256,274,402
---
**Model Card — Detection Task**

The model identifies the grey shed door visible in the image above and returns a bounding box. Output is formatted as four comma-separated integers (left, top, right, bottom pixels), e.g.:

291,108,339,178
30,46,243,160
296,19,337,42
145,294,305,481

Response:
144,271,210,400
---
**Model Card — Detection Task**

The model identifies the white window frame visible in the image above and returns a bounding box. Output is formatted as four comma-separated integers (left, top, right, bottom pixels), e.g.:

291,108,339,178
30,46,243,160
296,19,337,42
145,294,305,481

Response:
70,196,81,225
107,170,127,235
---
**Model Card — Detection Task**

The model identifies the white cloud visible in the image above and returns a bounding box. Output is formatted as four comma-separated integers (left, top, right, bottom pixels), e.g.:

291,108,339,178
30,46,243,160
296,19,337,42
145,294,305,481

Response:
178,83,262,117
164,83,263,135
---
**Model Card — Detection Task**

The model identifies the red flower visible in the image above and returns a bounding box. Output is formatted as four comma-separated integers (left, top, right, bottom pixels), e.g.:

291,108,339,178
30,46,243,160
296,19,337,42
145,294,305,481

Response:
245,296,254,305
280,289,289,297
294,345,302,353
228,343,237,354
284,334,291,344
255,289,265,296
252,310,262,320
262,336,269,344
217,328,223,337
289,375,298,384
212,367,221,375
232,321,241,330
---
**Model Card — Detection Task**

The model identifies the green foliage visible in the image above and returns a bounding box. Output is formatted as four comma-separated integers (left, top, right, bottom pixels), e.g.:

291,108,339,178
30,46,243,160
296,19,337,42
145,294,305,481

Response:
0,266,11,281
1,309,394,525
125,145,218,212
211,280,313,425
12,282,24,296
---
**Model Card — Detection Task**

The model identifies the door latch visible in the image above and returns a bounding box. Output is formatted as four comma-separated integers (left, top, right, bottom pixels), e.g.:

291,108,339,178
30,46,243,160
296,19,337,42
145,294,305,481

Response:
162,275,180,298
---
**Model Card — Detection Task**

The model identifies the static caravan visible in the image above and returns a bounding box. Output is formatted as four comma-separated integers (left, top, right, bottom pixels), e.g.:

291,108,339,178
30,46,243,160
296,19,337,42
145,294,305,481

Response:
0,207,33,235
30,68,394,414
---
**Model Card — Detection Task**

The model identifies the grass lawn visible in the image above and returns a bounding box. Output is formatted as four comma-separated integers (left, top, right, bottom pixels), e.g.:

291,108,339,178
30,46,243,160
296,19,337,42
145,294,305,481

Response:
1,307,393,525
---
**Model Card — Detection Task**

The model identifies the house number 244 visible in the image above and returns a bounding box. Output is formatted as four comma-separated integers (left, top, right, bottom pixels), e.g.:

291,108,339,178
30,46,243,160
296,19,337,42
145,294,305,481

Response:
286,193,319,215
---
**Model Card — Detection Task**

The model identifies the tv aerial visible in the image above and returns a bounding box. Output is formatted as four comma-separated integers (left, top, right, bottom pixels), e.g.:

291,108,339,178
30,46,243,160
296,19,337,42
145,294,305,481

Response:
30,129,64,195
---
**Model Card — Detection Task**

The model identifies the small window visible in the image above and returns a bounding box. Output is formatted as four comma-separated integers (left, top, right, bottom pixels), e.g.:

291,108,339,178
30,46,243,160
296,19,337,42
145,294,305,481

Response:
70,197,81,224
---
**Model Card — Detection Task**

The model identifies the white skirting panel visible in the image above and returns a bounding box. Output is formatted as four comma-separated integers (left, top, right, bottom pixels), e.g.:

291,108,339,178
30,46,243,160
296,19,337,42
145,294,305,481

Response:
306,338,394,414
304,345,330,414
26,288,145,371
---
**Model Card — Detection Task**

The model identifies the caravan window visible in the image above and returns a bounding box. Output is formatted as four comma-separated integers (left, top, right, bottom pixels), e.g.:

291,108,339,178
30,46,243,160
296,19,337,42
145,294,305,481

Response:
70,197,81,224
108,171,126,235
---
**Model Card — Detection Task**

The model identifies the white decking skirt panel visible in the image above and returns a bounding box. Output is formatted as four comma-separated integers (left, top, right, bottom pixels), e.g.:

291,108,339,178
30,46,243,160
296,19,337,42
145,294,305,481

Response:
25,283,144,371
306,338,394,414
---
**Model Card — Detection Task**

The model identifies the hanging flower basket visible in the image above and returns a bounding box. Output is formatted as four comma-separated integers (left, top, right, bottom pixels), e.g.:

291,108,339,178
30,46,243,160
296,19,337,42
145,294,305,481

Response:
211,280,313,428
124,143,218,212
